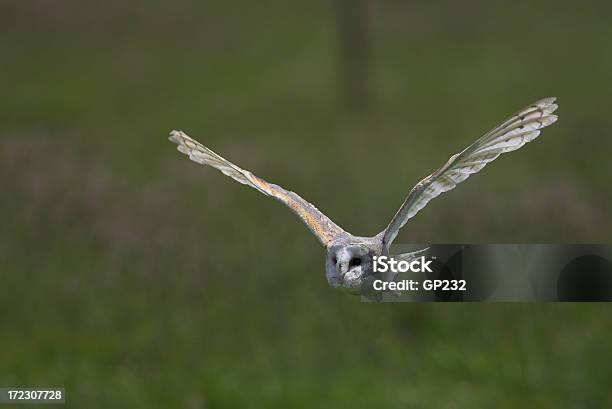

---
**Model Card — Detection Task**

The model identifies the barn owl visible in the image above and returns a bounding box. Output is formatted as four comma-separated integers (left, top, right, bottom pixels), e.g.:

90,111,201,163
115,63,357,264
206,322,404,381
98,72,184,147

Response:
169,98,558,294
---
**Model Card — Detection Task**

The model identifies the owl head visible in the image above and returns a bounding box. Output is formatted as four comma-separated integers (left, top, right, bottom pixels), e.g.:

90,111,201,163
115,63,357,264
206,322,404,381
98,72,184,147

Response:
326,243,377,293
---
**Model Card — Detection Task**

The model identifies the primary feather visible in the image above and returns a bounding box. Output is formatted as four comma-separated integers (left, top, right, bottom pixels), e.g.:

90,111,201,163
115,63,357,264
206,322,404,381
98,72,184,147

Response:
381,98,559,249
169,130,346,245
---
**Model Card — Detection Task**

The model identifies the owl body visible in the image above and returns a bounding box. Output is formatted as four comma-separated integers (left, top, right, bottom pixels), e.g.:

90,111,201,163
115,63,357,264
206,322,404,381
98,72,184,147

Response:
170,98,559,294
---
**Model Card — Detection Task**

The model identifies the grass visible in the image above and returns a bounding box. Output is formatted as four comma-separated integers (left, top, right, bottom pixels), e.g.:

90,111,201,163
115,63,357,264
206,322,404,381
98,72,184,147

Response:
1,0,612,407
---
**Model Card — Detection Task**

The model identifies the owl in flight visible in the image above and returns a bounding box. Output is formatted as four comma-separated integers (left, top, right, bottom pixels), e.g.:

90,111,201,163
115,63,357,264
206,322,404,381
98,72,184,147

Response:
169,98,558,294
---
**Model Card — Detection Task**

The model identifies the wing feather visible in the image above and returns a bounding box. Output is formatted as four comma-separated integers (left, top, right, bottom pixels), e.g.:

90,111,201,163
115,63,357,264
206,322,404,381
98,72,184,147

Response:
381,97,559,249
169,130,346,246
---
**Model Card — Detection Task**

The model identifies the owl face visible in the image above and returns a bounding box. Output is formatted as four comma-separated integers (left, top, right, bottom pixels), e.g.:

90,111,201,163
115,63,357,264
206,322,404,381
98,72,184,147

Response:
326,244,376,292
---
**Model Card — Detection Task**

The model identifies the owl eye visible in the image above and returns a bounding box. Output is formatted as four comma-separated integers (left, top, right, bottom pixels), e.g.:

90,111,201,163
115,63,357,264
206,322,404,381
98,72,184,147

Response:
332,256,337,264
349,257,361,267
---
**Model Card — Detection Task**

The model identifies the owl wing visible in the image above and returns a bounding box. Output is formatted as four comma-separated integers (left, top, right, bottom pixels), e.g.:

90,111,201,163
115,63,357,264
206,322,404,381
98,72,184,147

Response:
381,97,559,250
169,130,347,246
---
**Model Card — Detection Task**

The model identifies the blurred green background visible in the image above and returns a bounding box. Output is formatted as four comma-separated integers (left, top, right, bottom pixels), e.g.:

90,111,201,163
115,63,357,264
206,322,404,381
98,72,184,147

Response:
1,0,612,407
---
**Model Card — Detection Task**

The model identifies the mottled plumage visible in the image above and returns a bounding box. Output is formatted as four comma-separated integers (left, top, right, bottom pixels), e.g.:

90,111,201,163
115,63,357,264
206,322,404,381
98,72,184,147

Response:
169,98,558,294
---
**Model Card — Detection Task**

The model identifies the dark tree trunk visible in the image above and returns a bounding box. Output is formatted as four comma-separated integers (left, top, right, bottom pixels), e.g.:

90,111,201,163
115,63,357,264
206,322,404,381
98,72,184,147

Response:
333,0,373,111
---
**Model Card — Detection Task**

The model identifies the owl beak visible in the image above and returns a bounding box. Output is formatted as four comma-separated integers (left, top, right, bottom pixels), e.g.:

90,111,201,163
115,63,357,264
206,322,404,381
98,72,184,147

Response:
336,260,349,281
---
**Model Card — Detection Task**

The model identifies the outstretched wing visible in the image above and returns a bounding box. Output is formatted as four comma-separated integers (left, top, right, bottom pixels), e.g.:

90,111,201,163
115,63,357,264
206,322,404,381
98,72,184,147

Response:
169,130,346,246
381,97,559,250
